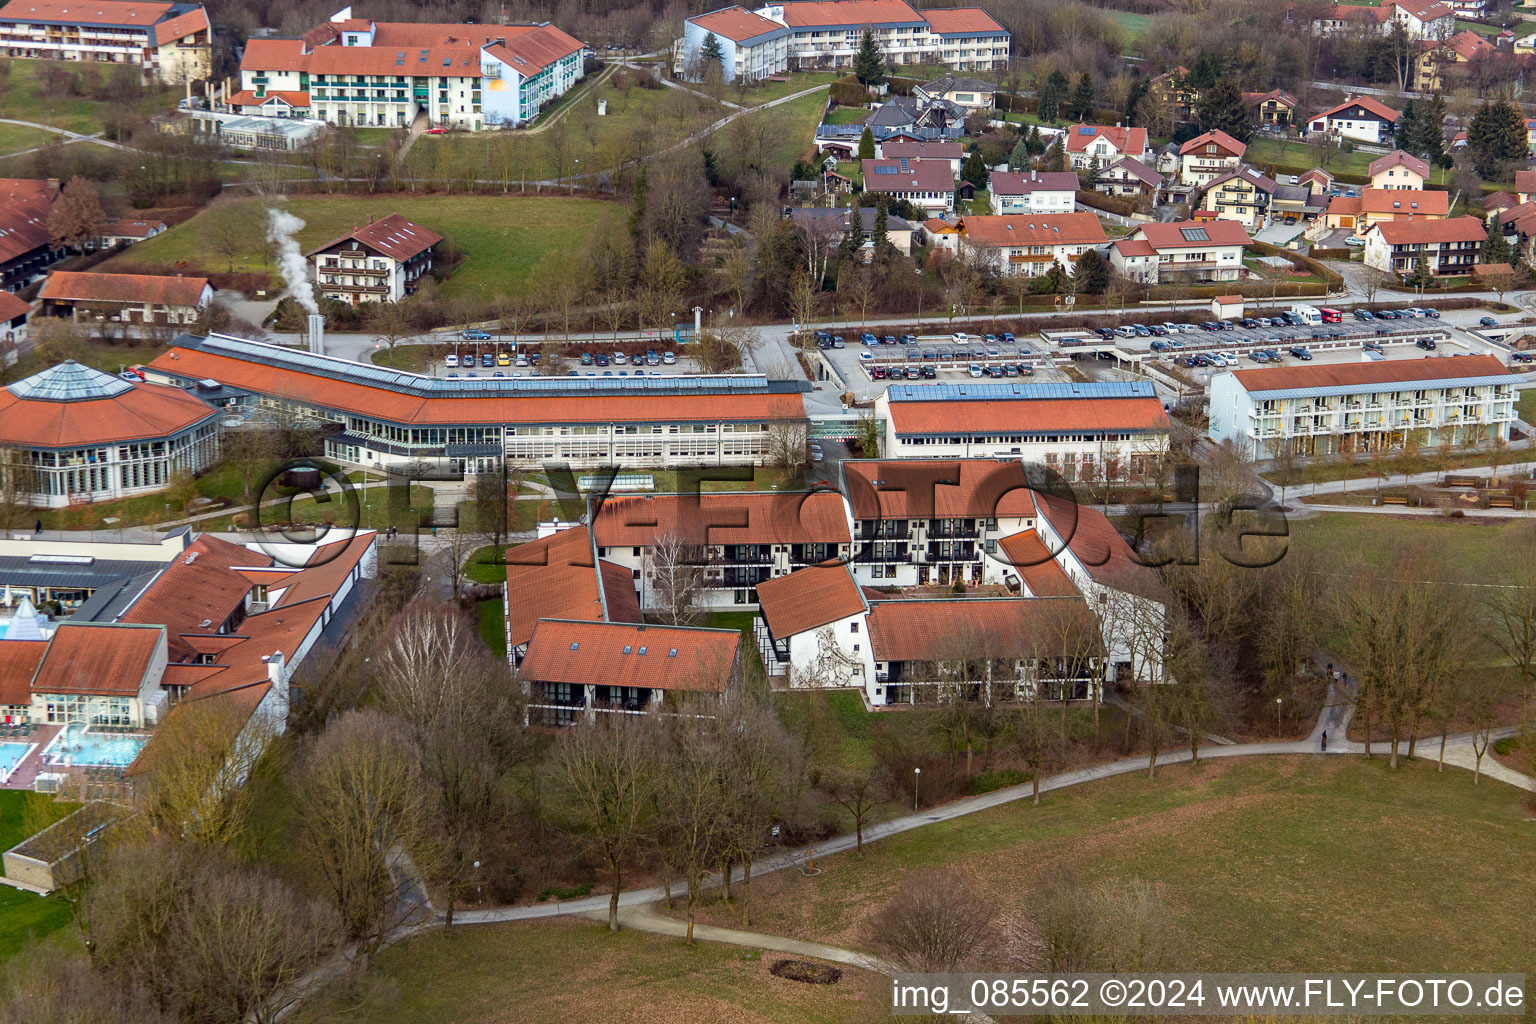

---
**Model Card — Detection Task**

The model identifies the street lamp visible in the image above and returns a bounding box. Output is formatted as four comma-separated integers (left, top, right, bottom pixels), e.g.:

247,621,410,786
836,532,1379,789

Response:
1275,696,1283,738
913,766,921,810
473,860,482,905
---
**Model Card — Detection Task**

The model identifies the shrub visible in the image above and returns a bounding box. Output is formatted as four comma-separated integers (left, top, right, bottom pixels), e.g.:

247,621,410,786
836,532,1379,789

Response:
969,768,1027,794
1493,736,1518,756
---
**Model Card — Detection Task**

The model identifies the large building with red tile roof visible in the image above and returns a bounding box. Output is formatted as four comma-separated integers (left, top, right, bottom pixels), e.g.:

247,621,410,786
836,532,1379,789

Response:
0,180,60,294
39,271,212,325
144,333,810,473
1362,214,1485,276
0,360,221,507
236,10,587,130
680,1,1008,77
874,380,1169,469
1209,352,1515,458
0,0,211,83
305,213,442,305
1110,219,1251,285
953,212,1107,278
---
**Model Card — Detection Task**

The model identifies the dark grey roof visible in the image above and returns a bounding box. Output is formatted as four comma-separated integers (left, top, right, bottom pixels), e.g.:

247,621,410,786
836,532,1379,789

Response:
920,76,994,95
0,557,168,595
867,97,920,128
69,569,163,621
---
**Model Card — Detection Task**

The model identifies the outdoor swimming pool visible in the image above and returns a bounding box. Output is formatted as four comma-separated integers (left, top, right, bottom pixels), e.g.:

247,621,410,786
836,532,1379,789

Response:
0,740,33,782
44,725,148,768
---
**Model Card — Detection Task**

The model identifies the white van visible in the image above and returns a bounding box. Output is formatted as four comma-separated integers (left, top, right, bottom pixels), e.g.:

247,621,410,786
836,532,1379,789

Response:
1290,304,1322,325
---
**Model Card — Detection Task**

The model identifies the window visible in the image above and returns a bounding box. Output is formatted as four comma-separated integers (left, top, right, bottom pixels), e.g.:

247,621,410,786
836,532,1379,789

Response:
850,622,859,633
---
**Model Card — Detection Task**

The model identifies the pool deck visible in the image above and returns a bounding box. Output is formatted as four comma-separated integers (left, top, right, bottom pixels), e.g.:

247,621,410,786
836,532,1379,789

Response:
1,724,61,790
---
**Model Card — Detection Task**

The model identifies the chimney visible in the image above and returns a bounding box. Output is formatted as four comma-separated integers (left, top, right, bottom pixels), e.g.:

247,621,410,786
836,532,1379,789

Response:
262,651,286,684
308,313,326,355
367,213,374,224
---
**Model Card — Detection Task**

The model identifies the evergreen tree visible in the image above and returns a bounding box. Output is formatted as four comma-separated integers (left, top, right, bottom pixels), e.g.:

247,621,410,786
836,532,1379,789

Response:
1027,124,1043,155
858,126,875,161
1038,69,1068,122
1123,78,1148,127
1196,77,1251,143
961,149,988,189
854,29,886,86
1074,247,1110,294
629,165,648,240
1467,96,1525,180
840,207,867,263
1009,136,1030,171
1069,72,1096,121
1411,250,1433,289
1483,217,1514,265
1421,96,1448,165
1188,53,1219,92
698,32,726,80
873,204,895,263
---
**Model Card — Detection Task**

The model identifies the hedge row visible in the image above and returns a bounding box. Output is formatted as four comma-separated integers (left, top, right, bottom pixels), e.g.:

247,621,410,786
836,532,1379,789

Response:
1075,189,1138,217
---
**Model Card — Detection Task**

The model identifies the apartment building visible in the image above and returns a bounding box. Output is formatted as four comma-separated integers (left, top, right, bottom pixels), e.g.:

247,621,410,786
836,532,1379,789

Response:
1243,88,1298,126
1362,215,1484,275
874,381,1170,477
1065,124,1150,170
1199,166,1276,230
305,213,442,304
1209,354,1516,457
954,212,1107,278
143,334,810,474
987,169,1077,215
679,6,788,81
726,0,1009,72
1312,0,1454,38
1321,187,1448,233
237,10,586,130
1093,156,1161,200
879,139,964,176
0,0,211,83
1178,129,1246,188
1108,219,1251,284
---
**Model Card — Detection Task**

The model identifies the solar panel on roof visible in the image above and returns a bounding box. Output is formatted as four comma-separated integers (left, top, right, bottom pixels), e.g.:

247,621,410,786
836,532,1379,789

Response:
1180,227,1209,241
1078,126,1096,135
888,381,1154,402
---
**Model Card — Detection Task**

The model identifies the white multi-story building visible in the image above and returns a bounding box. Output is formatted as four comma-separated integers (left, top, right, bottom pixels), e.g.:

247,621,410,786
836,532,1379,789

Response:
305,214,442,304
681,0,1009,76
235,9,586,130
875,381,1170,479
0,0,211,83
1208,354,1516,458
1109,219,1251,284
988,170,1078,215
679,6,789,81
955,212,1107,278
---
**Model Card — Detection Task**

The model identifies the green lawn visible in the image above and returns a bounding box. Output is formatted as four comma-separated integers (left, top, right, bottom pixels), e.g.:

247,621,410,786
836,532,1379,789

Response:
101,194,628,301
677,757,1536,977
707,89,826,173
0,59,175,134
1249,136,1375,178
36,459,245,531
1518,387,1535,425
195,480,435,534
1287,511,1529,580
290,915,886,1024
0,121,52,155
824,106,867,126
1105,8,1152,45
727,70,838,105
476,598,505,656
0,791,76,959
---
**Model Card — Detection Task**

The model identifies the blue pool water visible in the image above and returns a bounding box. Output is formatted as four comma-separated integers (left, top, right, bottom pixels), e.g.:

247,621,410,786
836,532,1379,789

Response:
0,740,32,777
45,725,148,767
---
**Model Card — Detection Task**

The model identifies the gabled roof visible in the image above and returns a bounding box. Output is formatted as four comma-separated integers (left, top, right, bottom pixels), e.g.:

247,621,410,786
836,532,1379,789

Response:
884,386,1167,436
504,526,601,649
988,169,1079,195
1206,166,1276,194
755,561,866,638
1179,129,1246,158
1112,237,1156,258
1230,352,1510,393
591,491,851,547
860,157,955,193
1353,187,1448,217
1368,149,1431,179
957,212,1107,248
519,619,739,691
1389,0,1454,18
149,4,206,45
842,458,1041,520
881,140,964,161
773,0,924,27
1242,88,1298,109
0,639,46,706
30,622,163,696
305,213,442,262
0,189,56,264
0,0,176,30
1034,494,1165,595
1514,169,1536,195
996,529,1078,597
920,9,1006,34
1100,156,1161,187
1299,167,1334,187
40,270,211,307
119,535,268,661
240,37,308,72
866,597,1094,663
484,23,585,77
1310,95,1402,124
230,89,311,108
0,290,29,322
1133,219,1251,249
1440,27,1494,60
1367,214,1484,245
688,5,786,43
1065,124,1148,155
102,217,167,238
918,75,995,94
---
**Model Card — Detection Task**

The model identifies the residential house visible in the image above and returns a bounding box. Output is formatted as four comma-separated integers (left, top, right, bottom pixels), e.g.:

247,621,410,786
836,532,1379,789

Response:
1093,156,1161,200
788,206,915,257
38,272,213,325
1209,353,1515,457
1312,0,1454,38
1109,237,1158,283
1243,88,1299,127
953,212,1108,278
913,75,994,109
860,157,956,215
921,216,963,251
0,290,28,361
745,1,1011,72
987,169,1077,214
1368,149,1430,190
1415,28,1499,92
1362,214,1485,275
681,6,788,81
1178,129,1245,188
1200,166,1276,230
0,361,221,507
1108,219,1251,284
0,0,211,83
1147,67,1196,123
1271,183,1327,223
1321,187,1448,233
99,218,168,247
1307,95,1400,145
238,12,588,130
1516,169,1536,204
873,380,1169,469
1299,167,1335,194
1065,124,1150,171
877,139,964,176
1492,199,1536,261
305,213,443,305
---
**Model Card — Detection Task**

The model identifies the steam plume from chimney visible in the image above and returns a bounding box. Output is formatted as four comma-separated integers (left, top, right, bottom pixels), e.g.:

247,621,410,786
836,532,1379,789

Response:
266,208,318,315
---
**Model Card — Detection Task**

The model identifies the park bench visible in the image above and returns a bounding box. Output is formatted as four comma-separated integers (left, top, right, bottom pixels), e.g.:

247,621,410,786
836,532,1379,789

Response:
1443,475,1481,488
1380,495,1409,506
1489,497,1516,509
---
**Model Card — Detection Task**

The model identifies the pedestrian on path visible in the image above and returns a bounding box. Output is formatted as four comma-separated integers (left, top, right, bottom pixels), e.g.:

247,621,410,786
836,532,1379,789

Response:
1321,730,1327,752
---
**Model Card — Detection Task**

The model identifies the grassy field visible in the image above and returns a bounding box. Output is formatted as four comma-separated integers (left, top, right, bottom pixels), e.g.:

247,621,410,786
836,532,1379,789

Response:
675,757,1536,976
1286,511,1528,579
0,59,174,134
476,598,505,655
291,915,887,1024
1249,136,1375,178
1519,387,1535,425
101,194,628,301
0,121,52,156
823,106,867,126
35,458,242,531
726,71,838,105
1105,8,1153,46
0,791,75,959
195,480,436,533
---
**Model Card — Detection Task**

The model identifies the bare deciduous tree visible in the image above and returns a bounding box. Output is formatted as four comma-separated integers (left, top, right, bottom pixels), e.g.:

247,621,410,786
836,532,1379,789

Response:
655,703,730,944
1486,531,1536,704
867,871,999,972
819,768,885,854
646,532,709,626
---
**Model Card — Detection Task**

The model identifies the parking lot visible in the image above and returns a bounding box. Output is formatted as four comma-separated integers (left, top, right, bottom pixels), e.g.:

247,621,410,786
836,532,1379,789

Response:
431,340,699,379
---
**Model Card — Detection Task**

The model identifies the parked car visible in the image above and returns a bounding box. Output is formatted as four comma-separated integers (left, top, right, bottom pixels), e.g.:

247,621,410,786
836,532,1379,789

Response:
901,334,917,345
646,352,660,366
1095,327,1116,340
1354,309,1374,321
1512,351,1533,363
1257,317,1273,327
831,337,845,349
426,126,447,135
613,351,628,365
579,352,593,365
662,351,677,364
1480,316,1498,327
859,350,874,361
1000,332,1016,343
870,365,887,379
1166,338,1185,348
986,346,1000,357
480,353,493,367
1116,326,1138,338
1150,340,1169,351
1216,351,1238,366
1416,338,1437,350
1241,318,1259,329
1344,236,1365,247
881,334,897,345
462,329,491,340
920,365,937,378
1148,324,1168,336
810,443,824,462
1161,322,1181,333
985,334,998,343
1248,351,1268,363
953,332,970,343
1362,341,1383,354
1016,362,1034,376
1132,324,1152,337
968,363,984,377
1289,346,1313,360
595,353,609,366
445,354,459,367
985,365,1004,378
530,352,542,366
861,332,878,345
1423,307,1439,318
1218,320,1236,331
